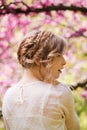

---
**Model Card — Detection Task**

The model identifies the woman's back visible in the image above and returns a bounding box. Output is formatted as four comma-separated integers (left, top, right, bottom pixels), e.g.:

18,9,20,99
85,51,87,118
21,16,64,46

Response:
2,81,79,130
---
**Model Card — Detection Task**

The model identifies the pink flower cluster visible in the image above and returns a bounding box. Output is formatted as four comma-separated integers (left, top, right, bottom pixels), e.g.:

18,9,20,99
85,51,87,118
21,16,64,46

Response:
81,90,87,101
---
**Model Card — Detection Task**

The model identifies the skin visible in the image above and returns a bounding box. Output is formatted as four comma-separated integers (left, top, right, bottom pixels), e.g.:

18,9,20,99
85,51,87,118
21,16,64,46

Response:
51,54,66,79
18,54,66,85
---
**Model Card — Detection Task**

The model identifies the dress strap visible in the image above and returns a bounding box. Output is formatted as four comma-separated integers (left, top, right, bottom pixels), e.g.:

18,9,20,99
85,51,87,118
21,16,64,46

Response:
40,85,51,115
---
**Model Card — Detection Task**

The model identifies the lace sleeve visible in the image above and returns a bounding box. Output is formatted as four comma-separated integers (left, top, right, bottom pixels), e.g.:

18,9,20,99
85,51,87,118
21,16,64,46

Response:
2,86,15,130
57,84,80,130
2,94,10,130
3,116,10,130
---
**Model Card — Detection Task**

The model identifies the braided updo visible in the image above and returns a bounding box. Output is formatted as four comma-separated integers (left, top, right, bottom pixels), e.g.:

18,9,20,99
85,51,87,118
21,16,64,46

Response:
17,30,66,68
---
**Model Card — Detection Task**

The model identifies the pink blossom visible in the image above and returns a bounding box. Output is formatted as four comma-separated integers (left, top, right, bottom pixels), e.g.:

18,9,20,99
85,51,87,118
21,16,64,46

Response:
1,49,10,59
82,43,87,52
31,1,42,8
81,22,87,29
41,0,53,6
0,80,12,95
0,0,6,4
71,0,86,6
81,90,87,100
55,11,64,23
0,87,7,95
14,0,22,2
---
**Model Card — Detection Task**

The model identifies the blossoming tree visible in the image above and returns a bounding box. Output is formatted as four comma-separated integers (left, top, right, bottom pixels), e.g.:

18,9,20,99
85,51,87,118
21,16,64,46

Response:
0,0,87,98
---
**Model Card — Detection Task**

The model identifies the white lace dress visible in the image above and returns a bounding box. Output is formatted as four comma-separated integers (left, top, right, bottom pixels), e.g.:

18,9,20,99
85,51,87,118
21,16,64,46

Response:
2,81,80,130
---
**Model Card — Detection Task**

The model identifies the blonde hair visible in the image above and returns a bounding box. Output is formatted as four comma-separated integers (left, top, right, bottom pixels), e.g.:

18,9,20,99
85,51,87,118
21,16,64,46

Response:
17,30,66,84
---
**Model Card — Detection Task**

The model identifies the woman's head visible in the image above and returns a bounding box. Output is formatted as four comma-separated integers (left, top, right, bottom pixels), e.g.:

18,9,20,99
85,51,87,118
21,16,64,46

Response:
18,30,66,67
17,30,67,84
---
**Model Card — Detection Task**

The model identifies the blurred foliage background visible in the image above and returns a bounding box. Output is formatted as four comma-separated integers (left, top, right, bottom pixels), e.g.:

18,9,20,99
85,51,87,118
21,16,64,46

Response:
0,0,87,130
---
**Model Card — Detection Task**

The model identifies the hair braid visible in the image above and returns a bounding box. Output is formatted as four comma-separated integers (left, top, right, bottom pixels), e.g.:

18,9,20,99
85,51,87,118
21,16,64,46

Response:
17,30,66,68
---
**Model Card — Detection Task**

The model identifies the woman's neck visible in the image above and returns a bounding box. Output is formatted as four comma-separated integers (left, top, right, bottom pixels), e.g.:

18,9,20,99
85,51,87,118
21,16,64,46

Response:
18,65,45,84
19,69,40,84
18,67,59,86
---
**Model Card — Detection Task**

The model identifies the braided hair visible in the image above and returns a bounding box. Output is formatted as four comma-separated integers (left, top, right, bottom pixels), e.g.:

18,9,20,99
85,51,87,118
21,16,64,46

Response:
17,30,66,69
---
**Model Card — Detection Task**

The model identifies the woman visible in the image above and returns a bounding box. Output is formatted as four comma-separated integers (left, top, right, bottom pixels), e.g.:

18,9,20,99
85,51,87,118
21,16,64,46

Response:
2,30,80,130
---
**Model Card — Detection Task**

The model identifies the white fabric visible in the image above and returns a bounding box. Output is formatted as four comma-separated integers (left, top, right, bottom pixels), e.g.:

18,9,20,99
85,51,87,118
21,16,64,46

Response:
2,81,80,130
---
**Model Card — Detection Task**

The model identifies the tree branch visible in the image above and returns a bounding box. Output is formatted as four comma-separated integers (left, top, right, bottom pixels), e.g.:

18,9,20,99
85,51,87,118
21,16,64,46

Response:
70,79,87,90
0,2,87,15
